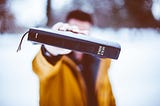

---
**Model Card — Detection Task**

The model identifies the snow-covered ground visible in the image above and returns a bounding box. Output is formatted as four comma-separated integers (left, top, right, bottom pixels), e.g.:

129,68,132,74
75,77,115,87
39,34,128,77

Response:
93,28,160,106
0,33,40,106
0,28,160,106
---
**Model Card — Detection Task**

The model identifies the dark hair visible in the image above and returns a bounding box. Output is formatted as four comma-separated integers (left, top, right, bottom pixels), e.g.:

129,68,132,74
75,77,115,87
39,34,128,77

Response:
66,10,93,25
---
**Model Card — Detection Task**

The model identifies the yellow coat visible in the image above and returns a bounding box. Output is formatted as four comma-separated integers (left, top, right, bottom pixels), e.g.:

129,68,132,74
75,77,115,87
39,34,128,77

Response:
32,50,115,106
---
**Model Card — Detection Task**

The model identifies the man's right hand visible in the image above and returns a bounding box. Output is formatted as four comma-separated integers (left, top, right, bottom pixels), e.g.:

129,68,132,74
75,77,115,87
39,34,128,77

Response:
44,22,88,56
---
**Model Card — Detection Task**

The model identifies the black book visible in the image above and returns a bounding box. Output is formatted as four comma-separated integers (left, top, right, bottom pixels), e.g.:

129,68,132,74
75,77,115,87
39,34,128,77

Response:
27,28,121,59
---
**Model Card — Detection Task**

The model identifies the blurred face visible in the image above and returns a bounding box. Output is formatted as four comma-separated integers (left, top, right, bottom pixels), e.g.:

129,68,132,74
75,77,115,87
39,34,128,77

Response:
67,18,92,31
67,18,92,61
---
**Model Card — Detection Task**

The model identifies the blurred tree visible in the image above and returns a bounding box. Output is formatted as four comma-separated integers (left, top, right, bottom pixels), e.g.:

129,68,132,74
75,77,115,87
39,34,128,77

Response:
72,0,83,8
49,0,160,28
73,0,160,28
86,0,160,28
46,0,54,27
90,0,116,27
69,0,129,28
0,0,16,33
70,0,117,28
124,0,160,28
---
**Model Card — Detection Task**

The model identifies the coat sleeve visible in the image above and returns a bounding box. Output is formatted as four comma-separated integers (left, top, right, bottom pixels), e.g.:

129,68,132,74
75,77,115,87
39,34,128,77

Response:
32,50,62,80
32,50,87,106
96,58,116,106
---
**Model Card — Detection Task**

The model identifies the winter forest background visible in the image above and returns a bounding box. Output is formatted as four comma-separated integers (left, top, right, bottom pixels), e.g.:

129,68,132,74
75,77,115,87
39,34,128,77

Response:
0,0,160,106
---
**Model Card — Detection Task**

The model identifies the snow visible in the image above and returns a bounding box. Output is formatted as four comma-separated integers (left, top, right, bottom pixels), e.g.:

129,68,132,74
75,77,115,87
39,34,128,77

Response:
92,28,160,106
0,33,40,106
0,28,160,106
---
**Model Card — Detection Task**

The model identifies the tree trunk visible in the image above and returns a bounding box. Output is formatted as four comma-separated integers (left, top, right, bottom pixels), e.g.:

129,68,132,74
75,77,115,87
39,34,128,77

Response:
46,0,53,27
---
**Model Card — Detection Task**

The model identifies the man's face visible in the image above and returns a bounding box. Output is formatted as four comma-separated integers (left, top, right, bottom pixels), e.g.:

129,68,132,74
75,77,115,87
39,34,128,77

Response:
67,18,92,60
67,19,92,31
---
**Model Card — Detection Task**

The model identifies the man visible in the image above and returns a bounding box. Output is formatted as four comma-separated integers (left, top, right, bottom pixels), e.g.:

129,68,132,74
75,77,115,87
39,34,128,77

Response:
32,10,115,106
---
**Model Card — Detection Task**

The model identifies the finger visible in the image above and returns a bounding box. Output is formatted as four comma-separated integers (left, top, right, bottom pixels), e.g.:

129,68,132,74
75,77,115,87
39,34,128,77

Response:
58,23,70,31
69,25,89,35
51,22,64,30
69,25,80,33
79,30,89,35
51,22,89,35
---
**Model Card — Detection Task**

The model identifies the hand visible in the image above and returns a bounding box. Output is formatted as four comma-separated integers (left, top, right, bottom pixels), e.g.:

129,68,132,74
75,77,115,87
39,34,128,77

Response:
44,22,88,56
52,22,89,35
